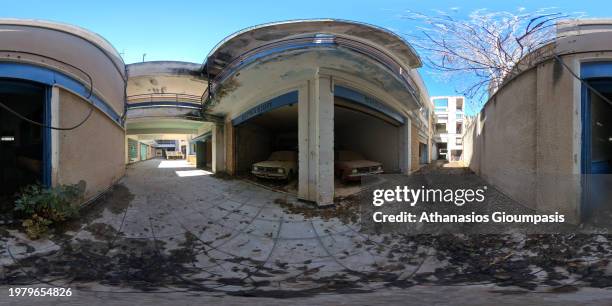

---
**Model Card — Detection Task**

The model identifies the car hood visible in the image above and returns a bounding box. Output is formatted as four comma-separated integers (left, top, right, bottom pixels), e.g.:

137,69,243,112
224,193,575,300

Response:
254,161,295,168
337,160,381,168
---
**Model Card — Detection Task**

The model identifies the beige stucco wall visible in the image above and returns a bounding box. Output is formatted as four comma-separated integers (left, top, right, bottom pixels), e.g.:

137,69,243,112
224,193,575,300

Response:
56,89,125,201
471,69,537,208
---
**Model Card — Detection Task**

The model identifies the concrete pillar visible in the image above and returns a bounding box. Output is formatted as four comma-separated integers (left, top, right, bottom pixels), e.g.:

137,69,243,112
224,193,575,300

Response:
212,124,225,173
225,120,236,175
298,72,334,206
51,86,60,186
411,123,420,170
137,142,141,161
400,116,412,174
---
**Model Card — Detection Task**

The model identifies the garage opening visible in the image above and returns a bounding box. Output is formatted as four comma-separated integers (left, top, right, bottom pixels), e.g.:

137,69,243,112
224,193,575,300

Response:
195,139,212,170
0,79,47,212
334,96,402,196
234,101,298,191
582,78,612,223
419,143,429,164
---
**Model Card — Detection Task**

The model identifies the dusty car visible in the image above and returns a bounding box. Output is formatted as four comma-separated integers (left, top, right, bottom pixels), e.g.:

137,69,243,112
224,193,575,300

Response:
335,150,383,181
252,151,298,180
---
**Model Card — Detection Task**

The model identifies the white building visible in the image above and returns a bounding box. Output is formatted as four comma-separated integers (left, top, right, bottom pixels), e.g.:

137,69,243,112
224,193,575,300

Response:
432,96,464,161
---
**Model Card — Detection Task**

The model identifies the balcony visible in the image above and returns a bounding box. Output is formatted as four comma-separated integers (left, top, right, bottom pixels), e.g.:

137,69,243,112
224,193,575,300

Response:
127,93,203,110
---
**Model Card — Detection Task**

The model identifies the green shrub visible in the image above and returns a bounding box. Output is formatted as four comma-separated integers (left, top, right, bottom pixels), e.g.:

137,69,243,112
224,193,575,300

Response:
22,214,52,240
14,184,83,239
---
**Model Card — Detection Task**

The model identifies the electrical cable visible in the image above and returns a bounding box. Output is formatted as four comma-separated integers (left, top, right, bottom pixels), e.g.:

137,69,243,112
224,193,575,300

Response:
0,100,94,131
0,50,97,130
553,53,612,106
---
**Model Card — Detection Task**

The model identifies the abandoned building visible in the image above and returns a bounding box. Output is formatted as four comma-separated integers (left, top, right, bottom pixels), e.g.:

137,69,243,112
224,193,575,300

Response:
463,19,612,223
0,15,612,219
2,16,612,220
125,20,433,206
1,18,433,207
432,96,465,161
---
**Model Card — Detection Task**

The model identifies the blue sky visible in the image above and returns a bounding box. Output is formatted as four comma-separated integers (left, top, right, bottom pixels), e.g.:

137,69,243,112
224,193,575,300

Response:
2,0,610,114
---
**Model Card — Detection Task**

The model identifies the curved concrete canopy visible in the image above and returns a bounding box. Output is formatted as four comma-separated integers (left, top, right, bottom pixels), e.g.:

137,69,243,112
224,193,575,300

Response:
207,48,422,119
0,19,125,78
204,19,422,77
128,61,203,78
127,61,207,100
0,19,127,114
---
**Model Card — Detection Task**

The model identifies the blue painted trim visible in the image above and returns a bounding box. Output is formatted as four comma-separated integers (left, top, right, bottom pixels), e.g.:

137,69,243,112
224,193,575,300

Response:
191,131,212,143
580,80,591,220
127,101,201,110
0,62,123,126
334,85,405,124
42,86,52,188
581,62,612,79
231,91,298,126
581,82,590,175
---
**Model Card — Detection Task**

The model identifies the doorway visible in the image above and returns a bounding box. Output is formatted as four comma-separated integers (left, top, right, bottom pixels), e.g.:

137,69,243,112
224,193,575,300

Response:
0,79,49,212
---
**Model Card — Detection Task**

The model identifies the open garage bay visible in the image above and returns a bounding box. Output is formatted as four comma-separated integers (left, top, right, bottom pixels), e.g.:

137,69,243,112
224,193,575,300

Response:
334,99,402,198
235,103,299,193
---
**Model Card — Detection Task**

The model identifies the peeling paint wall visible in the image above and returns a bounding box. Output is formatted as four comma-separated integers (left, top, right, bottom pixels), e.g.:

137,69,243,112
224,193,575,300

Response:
206,19,422,78
209,50,421,119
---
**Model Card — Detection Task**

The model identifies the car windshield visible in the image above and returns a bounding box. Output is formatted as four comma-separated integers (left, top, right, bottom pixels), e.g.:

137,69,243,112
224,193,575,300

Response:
338,151,365,161
268,151,296,161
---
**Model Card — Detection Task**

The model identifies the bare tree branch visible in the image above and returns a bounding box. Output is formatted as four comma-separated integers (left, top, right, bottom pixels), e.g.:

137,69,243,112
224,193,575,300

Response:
402,8,575,111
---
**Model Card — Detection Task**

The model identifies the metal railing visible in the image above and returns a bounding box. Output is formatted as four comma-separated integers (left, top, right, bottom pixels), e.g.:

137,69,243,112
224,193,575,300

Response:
127,93,203,104
126,93,204,111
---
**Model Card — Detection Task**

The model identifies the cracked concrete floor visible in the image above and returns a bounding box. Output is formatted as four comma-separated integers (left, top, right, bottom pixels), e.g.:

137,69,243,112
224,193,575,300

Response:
2,159,612,304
